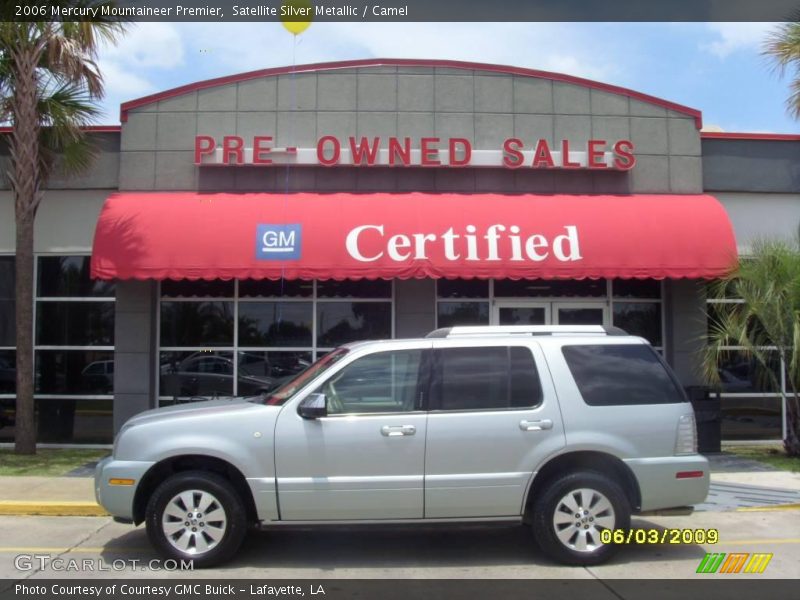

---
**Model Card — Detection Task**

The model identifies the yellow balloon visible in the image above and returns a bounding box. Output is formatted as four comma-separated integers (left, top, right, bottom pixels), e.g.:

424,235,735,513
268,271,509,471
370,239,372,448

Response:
281,0,313,36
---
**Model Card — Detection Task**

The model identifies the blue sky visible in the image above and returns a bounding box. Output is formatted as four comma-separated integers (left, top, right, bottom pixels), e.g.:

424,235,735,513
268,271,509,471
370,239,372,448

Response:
96,21,798,133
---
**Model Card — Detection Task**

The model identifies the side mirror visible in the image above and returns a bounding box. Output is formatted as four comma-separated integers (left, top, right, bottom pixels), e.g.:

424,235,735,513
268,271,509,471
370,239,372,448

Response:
298,393,327,419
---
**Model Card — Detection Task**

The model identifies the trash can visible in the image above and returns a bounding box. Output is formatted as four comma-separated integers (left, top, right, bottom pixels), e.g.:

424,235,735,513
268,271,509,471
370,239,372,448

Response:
685,386,721,454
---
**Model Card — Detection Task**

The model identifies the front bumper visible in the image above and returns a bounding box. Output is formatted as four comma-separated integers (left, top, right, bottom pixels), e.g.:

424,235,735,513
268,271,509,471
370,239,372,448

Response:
624,454,710,512
94,457,155,521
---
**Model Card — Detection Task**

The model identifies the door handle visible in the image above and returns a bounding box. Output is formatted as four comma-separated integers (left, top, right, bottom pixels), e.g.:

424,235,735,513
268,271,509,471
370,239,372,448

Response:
520,419,553,431
381,425,416,437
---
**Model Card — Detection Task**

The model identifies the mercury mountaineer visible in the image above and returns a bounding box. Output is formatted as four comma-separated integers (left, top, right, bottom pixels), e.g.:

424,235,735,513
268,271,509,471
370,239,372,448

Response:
96,325,709,567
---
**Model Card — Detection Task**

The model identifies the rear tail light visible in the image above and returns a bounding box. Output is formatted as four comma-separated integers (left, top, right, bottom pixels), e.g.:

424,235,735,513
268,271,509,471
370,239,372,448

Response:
675,414,697,455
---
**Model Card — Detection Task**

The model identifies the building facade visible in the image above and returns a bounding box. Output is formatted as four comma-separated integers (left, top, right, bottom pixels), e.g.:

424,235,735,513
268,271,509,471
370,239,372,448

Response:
1,59,798,445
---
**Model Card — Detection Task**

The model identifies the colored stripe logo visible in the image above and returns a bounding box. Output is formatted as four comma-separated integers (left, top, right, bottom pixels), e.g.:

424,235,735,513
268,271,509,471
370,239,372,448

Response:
696,552,772,574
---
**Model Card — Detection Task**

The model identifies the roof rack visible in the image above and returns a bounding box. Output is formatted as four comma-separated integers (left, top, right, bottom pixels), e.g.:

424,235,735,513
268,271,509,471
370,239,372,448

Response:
425,325,628,338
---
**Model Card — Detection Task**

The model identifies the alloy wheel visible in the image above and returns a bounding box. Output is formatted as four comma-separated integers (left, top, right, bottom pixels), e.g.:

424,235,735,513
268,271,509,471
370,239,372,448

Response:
161,490,228,555
551,487,616,553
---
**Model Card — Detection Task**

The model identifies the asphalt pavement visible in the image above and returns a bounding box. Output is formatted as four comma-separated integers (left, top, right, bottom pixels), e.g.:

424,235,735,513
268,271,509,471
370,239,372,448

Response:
0,509,797,582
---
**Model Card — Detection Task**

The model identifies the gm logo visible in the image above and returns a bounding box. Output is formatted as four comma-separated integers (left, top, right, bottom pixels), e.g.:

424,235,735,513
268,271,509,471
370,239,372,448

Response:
256,224,301,260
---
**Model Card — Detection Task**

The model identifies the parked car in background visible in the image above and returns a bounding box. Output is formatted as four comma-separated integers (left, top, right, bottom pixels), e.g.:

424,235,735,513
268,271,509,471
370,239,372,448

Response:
159,353,283,399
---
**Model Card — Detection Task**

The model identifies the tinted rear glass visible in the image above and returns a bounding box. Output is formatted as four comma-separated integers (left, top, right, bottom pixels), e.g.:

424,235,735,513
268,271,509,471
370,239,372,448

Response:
562,344,684,406
435,346,542,410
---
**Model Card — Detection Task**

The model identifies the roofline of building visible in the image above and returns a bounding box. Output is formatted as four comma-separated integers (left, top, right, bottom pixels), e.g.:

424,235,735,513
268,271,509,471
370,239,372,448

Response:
118,58,704,129
701,131,800,141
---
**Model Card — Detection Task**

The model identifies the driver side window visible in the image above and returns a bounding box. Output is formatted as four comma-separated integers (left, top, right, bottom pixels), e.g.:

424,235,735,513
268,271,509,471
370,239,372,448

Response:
317,349,423,415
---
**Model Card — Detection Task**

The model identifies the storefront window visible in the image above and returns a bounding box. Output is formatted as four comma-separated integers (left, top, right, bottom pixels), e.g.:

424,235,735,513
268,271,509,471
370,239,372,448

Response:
158,280,392,405
611,280,662,350
160,301,234,347
37,256,114,297
36,302,114,346
0,350,14,394
707,286,785,441
613,302,662,346
238,302,313,347
436,279,490,328
25,256,117,443
238,351,313,382
159,350,236,399
0,257,14,347
317,302,392,347
35,350,115,395
611,279,661,299
712,350,781,394
720,396,783,441
437,302,490,327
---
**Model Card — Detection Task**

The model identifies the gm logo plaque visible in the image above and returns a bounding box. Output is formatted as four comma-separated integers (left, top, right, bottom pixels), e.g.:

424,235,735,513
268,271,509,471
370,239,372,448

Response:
256,224,302,260
696,552,773,574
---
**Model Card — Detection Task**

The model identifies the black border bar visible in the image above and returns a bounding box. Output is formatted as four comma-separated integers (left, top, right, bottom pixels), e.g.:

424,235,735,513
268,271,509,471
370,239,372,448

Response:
9,0,800,22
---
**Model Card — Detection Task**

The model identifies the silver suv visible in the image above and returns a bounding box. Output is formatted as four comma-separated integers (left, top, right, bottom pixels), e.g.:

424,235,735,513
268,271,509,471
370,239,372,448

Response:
96,325,709,567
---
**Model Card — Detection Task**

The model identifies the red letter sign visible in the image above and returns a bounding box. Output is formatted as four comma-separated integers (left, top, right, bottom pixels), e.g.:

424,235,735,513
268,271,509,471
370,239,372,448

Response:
349,137,381,165
222,136,244,165
532,140,554,168
253,136,273,165
421,137,441,166
613,140,636,170
449,138,472,166
317,135,341,166
587,139,608,169
194,135,215,165
502,138,524,168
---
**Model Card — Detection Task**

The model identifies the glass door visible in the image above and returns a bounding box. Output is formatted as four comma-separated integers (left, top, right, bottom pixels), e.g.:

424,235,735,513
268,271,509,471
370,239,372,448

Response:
493,301,609,327
494,301,551,325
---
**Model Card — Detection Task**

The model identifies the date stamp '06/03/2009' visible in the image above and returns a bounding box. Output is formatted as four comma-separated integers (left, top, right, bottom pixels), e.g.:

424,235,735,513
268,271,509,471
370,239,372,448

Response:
601,528,720,545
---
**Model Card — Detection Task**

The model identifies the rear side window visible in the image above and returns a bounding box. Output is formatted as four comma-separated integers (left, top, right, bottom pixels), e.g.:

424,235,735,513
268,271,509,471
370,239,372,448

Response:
562,344,684,406
433,346,542,411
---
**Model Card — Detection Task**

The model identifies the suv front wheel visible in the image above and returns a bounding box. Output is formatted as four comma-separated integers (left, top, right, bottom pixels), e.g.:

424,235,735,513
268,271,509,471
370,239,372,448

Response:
531,471,630,565
145,471,247,568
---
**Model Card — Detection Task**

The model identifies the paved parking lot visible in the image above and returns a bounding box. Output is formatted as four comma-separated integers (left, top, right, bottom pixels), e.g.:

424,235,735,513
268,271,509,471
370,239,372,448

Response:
0,509,797,583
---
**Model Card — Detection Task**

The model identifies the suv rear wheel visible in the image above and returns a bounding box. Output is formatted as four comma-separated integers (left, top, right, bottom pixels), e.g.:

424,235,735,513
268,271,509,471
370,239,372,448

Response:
531,471,630,565
145,471,247,567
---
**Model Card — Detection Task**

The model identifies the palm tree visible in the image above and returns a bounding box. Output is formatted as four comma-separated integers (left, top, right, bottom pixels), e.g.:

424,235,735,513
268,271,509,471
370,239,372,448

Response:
763,22,800,119
703,238,800,457
0,5,125,454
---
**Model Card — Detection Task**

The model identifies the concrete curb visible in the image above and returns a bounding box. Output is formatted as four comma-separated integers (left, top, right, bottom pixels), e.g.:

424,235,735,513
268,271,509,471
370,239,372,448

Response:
0,501,108,517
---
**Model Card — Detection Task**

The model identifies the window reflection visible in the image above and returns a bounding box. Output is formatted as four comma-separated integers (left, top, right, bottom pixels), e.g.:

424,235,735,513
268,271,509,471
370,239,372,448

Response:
437,302,489,327
160,302,234,347
317,303,392,346
238,303,312,347
35,350,114,395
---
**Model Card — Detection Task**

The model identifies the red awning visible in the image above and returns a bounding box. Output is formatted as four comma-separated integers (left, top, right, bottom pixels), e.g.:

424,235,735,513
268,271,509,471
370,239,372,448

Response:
90,192,737,281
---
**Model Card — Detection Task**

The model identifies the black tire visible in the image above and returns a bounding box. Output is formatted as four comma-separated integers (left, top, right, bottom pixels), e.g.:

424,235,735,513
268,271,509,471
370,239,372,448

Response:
531,471,630,566
145,470,248,568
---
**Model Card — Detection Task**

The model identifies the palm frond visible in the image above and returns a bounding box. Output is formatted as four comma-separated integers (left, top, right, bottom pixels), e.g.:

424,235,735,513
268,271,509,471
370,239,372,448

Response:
763,22,800,119
763,22,800,72
35,82,100,176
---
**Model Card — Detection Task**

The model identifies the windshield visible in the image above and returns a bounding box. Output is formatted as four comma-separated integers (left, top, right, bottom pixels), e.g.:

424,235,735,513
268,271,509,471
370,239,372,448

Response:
262,348,350,406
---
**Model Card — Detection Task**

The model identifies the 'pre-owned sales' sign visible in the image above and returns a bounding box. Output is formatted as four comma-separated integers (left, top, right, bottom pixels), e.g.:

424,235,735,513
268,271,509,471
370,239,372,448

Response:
194,135,636,170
